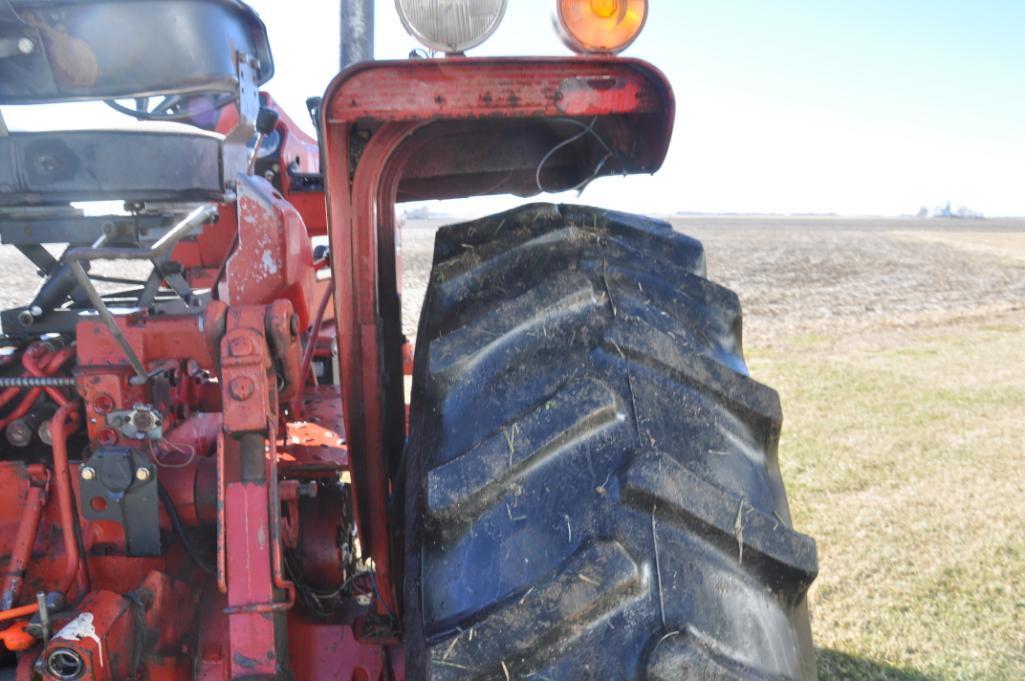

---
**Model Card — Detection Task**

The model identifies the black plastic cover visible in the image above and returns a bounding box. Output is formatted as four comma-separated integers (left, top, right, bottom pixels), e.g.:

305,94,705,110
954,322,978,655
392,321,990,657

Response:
0,0,273,104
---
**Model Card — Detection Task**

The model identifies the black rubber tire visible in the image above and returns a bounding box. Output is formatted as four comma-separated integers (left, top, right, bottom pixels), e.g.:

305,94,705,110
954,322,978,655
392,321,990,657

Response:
403,204,818,681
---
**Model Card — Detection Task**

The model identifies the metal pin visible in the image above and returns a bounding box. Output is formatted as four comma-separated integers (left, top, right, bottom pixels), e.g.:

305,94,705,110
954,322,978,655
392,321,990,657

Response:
36,591,50,645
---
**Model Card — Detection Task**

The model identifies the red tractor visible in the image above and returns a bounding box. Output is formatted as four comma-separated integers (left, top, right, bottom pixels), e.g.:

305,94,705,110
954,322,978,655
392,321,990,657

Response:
0,1,817,679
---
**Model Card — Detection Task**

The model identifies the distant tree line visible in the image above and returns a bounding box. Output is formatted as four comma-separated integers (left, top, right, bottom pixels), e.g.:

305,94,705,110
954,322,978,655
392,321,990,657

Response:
916,202,984,219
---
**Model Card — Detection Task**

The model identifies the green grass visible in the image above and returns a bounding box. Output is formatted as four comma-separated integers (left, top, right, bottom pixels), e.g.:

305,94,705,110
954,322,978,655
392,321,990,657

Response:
747,320,1025,680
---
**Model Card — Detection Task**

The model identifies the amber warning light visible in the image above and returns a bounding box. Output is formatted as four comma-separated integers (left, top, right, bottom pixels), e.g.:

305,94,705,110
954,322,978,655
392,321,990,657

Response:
556,0,649,54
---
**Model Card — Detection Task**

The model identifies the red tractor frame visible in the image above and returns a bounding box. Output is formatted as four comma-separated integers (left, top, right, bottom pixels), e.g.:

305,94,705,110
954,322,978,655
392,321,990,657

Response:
323,56,674,622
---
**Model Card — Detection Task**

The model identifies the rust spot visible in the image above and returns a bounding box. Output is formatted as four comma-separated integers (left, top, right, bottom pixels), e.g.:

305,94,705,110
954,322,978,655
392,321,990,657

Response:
22,13,99,88
587,77,620,91
233,652,259,669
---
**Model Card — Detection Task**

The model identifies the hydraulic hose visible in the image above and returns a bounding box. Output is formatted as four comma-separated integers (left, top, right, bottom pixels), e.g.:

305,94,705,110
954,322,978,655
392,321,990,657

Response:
157,483,214,576
50,400,86,598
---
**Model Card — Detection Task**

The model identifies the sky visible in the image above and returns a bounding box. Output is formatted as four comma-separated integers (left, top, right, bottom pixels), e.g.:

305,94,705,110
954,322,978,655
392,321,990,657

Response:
3,0,1023,217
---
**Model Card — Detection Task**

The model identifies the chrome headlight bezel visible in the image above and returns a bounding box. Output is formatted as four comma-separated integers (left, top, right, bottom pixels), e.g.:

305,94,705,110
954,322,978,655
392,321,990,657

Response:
394,0,509,54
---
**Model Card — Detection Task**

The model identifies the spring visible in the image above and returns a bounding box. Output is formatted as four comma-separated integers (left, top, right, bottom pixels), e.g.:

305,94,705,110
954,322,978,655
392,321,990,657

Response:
0,376,76,388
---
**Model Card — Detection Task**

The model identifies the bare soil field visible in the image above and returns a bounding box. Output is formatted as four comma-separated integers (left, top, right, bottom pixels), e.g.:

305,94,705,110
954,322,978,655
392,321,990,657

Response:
674,216,1025,347
400,215,1025,341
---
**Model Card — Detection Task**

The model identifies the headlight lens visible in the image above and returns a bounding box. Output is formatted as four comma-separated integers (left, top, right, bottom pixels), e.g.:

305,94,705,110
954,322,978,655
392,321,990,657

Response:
395,0,508,54
556,0,648,54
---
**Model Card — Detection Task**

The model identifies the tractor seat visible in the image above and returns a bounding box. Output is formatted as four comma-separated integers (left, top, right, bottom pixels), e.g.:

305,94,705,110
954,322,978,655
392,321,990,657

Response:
0,128,224,206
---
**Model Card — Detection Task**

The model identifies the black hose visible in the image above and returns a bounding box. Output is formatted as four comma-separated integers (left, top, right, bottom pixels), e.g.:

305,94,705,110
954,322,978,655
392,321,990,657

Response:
157,482,214,575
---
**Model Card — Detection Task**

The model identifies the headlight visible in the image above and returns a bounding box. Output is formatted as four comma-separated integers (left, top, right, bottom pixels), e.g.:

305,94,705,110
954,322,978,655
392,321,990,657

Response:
395,0,508,54
555,0,648,54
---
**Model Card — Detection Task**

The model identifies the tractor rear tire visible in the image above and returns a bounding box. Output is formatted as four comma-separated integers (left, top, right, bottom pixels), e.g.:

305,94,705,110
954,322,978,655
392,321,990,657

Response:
403,204,818,680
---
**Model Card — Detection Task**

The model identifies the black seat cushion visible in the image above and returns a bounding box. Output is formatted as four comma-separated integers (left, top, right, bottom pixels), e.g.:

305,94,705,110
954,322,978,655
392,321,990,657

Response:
0,128,223,205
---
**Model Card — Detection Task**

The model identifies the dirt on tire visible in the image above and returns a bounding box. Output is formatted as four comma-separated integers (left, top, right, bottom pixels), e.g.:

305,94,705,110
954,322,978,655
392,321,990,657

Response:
403,204,817,680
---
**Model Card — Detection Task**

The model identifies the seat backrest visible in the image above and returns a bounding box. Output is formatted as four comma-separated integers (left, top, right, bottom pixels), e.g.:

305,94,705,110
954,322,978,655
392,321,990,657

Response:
0,0,273,104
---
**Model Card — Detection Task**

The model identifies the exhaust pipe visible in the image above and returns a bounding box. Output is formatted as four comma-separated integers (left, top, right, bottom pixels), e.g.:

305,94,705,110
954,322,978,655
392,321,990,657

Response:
340,0,374,70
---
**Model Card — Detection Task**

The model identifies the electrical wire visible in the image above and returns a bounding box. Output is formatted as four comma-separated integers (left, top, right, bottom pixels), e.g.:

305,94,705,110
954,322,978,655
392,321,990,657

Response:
284,555,374,618
535,116,622,195
147,438,196,469
157,483,214,575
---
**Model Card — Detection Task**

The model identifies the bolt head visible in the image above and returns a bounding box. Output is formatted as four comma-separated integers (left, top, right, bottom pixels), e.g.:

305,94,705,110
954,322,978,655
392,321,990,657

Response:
130,409,157,433
229,336,255,357
135,467,151,482
38,420,53,445
228,376,256,401
16,38,34,55
97,428,119,446
80,467,96,481
93,393,115,415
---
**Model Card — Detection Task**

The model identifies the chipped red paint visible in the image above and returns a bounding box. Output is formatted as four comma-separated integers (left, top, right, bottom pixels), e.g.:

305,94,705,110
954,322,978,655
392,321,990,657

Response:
224,176,317,329
40,590,134,680
281,385,349,476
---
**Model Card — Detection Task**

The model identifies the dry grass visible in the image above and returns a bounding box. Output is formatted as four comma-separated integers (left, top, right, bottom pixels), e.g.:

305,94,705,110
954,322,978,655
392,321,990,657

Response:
891,231,1025,265
747,314,1025,680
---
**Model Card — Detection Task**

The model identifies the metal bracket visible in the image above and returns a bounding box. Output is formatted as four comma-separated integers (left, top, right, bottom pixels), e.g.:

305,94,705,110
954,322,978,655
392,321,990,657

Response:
106,404,163,440
63,203,217,384
79,448,160,557
0,214,174,246
222,53,259,184
0,3,52,96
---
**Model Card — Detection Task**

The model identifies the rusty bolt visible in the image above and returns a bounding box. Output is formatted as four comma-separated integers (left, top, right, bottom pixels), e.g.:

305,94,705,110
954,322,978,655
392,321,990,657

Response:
228,377,256,401
80,467,96,481
135,467,151,482
229,336,255,357
130,408,158,433
38,420,53,445
5,420,33,448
